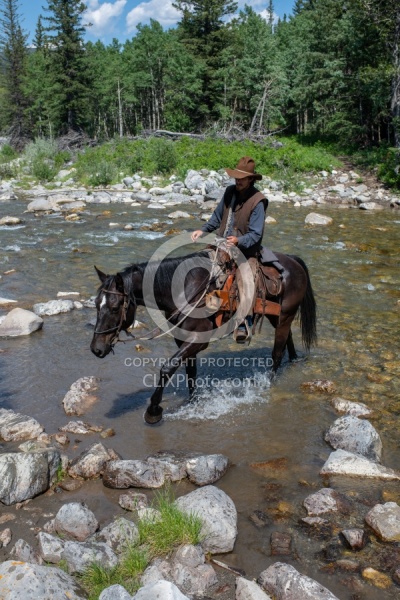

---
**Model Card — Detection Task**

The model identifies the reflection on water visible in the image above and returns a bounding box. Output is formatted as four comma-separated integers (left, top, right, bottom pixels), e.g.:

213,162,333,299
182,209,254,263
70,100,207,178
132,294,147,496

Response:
0,195,399,598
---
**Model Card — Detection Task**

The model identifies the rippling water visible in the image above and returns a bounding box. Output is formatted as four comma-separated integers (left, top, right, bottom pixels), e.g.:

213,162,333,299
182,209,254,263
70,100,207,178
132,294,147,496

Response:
0,194,399,598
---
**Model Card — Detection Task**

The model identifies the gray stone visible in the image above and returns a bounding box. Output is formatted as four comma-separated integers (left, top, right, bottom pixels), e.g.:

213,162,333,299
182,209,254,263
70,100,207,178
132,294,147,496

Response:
147,452,187,482
305,212,333,225
59,420,94,434
133,580,190,600
95,517,139,553
0,408,44,441
325,416,382,462
62,376,99,416
320,449,400,480
37,531,65,563
0,307,43,337
176,485,237,553
123,177,134,187
359,202,384,210
0,528,12,547
303,488,351,516
185,170,204,191
0,215,22,225
68,442,114,479
27,197,54,211
62,540,118,573
340,528,368,550
119,491,148,511
185,453,229,486
258,562,340,599
0,296,17,305
0,560,86,599
236,577,272,600
33,299,75,316
171,562,218,596
10,539,43,564
99,585,133,600
365,502,400,542
0,449,61,505
141,559,172,586
174,544,204,568
103,459,165,489
204,188,224,202
330,397,372,417
301,516,330,527
168,211,191,219
132,192,152,202
54,502,99,541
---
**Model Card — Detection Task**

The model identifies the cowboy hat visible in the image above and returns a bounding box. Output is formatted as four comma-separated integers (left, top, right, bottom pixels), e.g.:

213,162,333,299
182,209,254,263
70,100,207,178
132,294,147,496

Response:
225,156,263,181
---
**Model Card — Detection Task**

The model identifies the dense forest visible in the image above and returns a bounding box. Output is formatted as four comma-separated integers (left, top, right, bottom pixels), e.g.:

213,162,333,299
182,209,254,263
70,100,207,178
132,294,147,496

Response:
0,0,399,160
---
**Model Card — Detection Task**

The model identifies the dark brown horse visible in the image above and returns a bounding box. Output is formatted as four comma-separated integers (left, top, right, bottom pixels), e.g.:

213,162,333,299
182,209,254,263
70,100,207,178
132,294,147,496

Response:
90,251,317,424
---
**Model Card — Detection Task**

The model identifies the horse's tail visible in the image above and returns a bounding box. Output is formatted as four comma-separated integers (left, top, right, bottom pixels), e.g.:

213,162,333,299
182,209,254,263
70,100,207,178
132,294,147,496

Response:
291,255,317,351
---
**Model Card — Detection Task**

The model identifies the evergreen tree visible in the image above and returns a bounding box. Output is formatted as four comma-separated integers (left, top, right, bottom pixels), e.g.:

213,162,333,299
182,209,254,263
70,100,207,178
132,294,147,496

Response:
0,0,28,145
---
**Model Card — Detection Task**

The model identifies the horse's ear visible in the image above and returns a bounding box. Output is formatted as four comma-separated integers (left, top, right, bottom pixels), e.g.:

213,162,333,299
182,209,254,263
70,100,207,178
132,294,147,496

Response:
115,273,124,293
94,266,107,283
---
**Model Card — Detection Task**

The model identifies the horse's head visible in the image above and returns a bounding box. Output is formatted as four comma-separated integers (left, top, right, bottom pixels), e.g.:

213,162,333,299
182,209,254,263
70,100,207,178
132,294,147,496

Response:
90,266,136,358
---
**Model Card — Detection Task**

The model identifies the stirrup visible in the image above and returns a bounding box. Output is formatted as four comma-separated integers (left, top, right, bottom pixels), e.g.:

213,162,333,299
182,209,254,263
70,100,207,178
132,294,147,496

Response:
233,318,252,344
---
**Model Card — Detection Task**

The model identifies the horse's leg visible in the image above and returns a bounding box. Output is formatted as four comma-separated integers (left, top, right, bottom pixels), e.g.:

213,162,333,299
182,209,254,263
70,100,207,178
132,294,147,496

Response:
175,339,197,396
286,330,298,361
145,339,208,425
271,313,296,372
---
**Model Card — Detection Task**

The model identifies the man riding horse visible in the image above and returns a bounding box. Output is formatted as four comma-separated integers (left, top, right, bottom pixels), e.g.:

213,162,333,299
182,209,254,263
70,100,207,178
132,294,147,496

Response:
191,156,272,342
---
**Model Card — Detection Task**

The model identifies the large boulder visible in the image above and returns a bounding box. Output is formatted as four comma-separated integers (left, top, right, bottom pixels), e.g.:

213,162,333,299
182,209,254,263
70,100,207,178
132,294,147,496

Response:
0,408,44,441
0,561,86,599
320,449,400,480
0,449,61,505
103,459,165,489
37,531,65,563
54,502,99,541
0,308,43,337
258,562,339,599
184,170,204,191
325,416,382,462
176,485,237,553
62,540,118,573
185,454,229,486
365,502,400,542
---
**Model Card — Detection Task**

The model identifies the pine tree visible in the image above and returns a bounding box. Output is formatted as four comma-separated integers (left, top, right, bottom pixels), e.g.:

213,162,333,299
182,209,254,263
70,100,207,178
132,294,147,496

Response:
0,0,28,146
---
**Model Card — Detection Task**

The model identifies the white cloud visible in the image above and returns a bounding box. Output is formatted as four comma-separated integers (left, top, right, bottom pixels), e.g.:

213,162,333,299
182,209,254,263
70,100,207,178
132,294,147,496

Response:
126,0,181,32
84,0,127,36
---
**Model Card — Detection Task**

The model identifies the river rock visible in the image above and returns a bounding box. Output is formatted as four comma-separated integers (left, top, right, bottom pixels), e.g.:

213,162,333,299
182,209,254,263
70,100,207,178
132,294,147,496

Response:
119,491,148,511
94,517,139,553
185,170,204,191
54,502,99,541
0,296,17,305
302,379,336,393
236,577,272,600
359,202,384,210
59,420,97,434
0,215,22,225
258,562,340,599
147,451,187,482
0,528,12,547
27,197,55,211
62,540,118,573
0,560,87,599
68,442,115,479
340,528,368,550
10,539,43,564
134,580,190,600
168,210,191,219
330,397,372,417
320,449,400,480
0,408,44,441
62,376,99,416
176,485,237,553
362,567,392,588
99,585,133,600
132,191,152,202
0,307,43,337
304,488,351,516
0,449,61,505
37,531,65,563
305,212,333,225
365,502,400,541
33,299,74,316
325,416,382,462
103,459,165,489
185,453,229,486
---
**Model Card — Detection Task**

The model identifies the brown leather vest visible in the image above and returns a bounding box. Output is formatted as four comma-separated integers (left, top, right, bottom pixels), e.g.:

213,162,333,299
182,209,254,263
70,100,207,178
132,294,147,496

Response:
217,185,267,254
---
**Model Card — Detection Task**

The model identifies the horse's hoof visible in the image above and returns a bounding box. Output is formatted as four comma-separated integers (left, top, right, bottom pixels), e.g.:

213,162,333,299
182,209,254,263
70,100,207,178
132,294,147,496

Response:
144,406,163,425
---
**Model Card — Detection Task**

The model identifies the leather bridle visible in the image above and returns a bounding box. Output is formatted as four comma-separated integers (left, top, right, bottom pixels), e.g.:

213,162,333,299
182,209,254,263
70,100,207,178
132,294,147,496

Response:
93,287,136,344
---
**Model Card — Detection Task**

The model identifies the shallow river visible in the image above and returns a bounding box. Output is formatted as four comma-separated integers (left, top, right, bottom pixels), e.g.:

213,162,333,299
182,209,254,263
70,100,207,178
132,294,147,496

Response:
0,194,399,598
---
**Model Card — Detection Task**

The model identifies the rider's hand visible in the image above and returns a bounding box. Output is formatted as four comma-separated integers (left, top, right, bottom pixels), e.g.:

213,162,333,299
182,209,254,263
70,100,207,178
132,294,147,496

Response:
191,230,204,242
226,236,239,247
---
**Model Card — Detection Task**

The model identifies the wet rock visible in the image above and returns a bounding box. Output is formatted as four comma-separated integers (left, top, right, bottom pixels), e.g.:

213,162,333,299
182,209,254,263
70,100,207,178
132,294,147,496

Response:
146,451,187,482
0,560,87,599
250,457,288,474
176,485,237,553
305,212,333,225
365,502,400,541
119,491,148,511
54,432,69,445
33,299,75,316
62,540,118,573
27,197,55,211
362,567,392,588
359,202,384,210
0,513,17,525
62,376,99,416
301,379,336,393
0,528,12,547
335,559,360,572
330,397,372,417
258,562,340,599
37,531,65,563
325,416,382,462
103,459,165,489
10,538,43,564
0,296,17,305
320,449,400,480
236,577,272,599
101,428,116,438
270,531,292,556
340,528,368,550
99,585,133,600
0,408,44,441
250,510,270,528
0,449,61,505
303,488,352,516
185,453,229,485
68,442,115,479
132,191,152,202
94,517,139,553
59,420,97,434
168,210,191,219
322,538,344,561
0,307,43,337
134,580,190,600
59,479,83,492
0,215,22,225
301,516,330,528
54,502,99,541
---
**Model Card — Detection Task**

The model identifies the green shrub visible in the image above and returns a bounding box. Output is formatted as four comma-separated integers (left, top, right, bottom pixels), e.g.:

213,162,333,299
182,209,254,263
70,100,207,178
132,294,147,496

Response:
144,137,178,175
0,163,16,179
0,143,17,162
31,158,56,182
87,160,116,186
377,147,400,188
24,138,58,163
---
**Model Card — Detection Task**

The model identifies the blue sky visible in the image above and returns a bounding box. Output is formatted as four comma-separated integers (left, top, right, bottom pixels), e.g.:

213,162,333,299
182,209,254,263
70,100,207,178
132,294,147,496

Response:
19,0,295,45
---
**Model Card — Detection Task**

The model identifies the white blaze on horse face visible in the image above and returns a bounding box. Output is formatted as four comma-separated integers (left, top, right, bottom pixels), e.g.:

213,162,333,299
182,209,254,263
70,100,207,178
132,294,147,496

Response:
100,294,107,309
